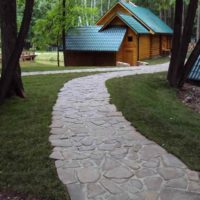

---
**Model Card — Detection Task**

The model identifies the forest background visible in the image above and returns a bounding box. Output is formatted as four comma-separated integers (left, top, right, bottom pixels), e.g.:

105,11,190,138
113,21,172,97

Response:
15,0,200,51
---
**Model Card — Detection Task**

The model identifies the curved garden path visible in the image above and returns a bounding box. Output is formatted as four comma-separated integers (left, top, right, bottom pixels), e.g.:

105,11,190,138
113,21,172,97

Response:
49,64,200,200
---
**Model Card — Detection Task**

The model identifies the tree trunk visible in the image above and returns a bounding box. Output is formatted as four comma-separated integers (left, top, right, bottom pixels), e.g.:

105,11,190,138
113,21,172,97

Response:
167,0,198,87
175,0,198,86
0,0,34,104
0,0,24,98
167,0,183,85
62,0,67,67
57,37,60,67
179,39,200,87
197,3,200,41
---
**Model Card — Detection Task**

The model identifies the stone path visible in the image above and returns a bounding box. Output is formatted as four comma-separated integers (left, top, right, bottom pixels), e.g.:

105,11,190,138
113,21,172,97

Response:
49,64,200,200
22,66,141,76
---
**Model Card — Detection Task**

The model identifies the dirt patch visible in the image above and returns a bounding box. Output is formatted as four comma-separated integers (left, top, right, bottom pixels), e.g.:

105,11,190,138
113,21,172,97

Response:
178,83,200,113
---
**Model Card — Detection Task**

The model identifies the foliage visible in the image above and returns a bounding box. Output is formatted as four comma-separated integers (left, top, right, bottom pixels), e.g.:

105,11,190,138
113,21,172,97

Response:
15,0,200,50
107,73,200,171
32,0,98,49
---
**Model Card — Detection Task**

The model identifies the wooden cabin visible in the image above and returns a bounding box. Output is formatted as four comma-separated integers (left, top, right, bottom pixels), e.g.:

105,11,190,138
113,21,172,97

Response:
63,0,173,66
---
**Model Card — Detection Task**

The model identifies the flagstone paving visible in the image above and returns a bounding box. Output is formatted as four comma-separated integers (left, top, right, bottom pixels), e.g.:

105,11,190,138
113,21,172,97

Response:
49,64,200,200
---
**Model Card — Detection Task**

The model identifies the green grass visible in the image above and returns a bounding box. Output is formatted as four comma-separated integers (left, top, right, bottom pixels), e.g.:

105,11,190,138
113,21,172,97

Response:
144,56,170,65
20,61,98,72
0,72,97,200
106,73,200,171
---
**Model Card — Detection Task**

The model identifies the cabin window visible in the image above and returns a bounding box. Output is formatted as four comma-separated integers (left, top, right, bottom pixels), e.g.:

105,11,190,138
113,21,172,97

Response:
128,36,133,42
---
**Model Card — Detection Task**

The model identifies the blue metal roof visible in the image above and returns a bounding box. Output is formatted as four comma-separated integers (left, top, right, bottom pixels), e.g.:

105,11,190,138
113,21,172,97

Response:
65,26,127,52
189,55,200,81
118,13,149,34
120,1,173,34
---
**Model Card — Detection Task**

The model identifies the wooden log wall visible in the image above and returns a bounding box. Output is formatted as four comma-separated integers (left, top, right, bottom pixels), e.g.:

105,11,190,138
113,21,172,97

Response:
150,35,161,57
139,35,151,60
117,28,138,65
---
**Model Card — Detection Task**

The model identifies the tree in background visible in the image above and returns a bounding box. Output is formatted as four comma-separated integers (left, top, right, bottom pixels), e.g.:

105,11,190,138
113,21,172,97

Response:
167,0,199,88
0,0,34,104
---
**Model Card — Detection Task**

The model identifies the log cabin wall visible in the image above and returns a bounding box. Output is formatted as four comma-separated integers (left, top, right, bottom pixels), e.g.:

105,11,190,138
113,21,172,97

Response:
161,35,172,50
138,35,151,60
65,51,116,66
150,35,161,57
117,28,138,65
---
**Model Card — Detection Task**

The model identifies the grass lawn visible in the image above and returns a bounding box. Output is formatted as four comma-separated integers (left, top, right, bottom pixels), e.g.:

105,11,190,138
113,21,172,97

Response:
0,72,96,200
106,73,200,171
20,61,101,72
144,56,170,65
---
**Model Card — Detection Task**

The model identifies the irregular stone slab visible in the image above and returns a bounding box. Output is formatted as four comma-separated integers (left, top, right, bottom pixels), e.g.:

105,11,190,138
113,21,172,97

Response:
107,193,130,200
57,168,77,184
80,160,94,167
165,177,188,189
126,152,139,160
51,139,73,147
122,159,141,170
158,167,185,180
100,178,122,194
102,157,120,171
78,145,96,151
122,179,143,194
128,193,145,200
77,167,100,183
87,183,106,198
72,152,90,160
90,151,105,160
98,143,116,151
160,188,200,200
139,145,166,161
188,181,200,193
161,154,187,169
144,176,163,190
143,191,159,200
142,158,160,168
63,160,80,168
187,170,200,182
135,168,156,178
104,166,134,179
81,138,94,146
110,148,128,159
67,184,85,200
131,144,142,152
50,151,63,160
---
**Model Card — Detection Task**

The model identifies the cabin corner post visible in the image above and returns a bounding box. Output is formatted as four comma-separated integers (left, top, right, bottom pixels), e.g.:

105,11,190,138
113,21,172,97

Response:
137,35,140,62
159,34,162,55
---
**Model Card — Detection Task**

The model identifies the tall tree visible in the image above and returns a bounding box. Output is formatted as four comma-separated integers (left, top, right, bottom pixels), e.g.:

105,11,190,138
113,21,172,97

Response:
62,0,67,66
0,0,24,99
0,0,34,104
167,0,198,87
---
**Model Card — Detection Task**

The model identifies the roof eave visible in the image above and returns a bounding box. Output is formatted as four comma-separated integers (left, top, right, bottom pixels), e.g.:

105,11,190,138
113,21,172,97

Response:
119,2,156,34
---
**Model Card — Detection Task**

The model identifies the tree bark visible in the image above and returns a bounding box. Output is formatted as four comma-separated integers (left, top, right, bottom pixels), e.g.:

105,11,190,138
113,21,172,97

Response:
57,37,60,67
167,0,183,85
0,0,24,98
175,0,198,86
167,0,198,87
0,0,34,104
197,3,200,41
62,0,67,66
